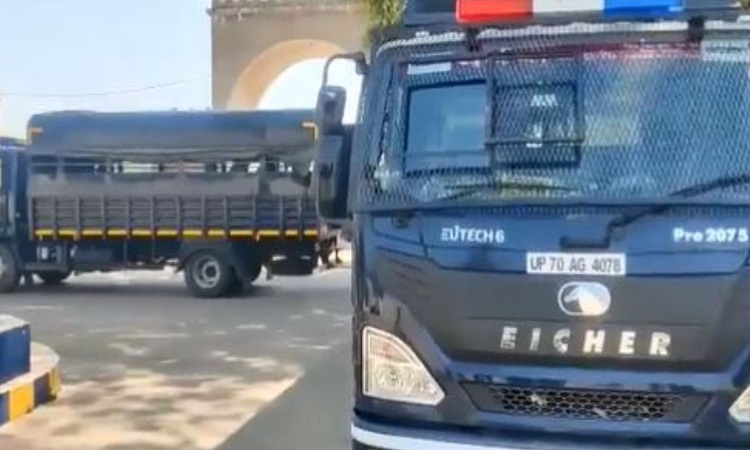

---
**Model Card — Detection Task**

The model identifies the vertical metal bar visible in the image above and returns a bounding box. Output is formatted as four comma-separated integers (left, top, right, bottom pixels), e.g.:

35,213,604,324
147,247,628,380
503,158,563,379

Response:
223,196,229,233
125,196,131,236
297,197,303,239
201,195,207,234
75,196,81,238
52,197,58,239
101,194,106,238
27,196,34,241
150,196,155,235
176,196,182,234
102,157,110,236
149,196,156,261
252,196,257,234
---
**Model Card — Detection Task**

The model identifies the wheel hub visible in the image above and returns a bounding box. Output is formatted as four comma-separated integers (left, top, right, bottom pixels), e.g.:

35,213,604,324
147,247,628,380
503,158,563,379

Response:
193,256,221,289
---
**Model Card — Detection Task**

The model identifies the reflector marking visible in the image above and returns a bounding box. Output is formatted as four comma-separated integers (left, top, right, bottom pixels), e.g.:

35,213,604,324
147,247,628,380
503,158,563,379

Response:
456,0,684,22
534,0,603,13
229,230,254,237
605,0,683,12
457,0,532,23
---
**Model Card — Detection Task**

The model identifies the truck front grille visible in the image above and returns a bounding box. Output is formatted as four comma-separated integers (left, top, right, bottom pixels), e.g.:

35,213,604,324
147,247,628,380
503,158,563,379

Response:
462,383,708,423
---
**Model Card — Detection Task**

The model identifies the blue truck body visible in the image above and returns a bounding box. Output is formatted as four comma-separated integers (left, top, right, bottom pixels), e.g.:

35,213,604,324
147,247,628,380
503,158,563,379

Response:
0,109,336,297
312,0,750,448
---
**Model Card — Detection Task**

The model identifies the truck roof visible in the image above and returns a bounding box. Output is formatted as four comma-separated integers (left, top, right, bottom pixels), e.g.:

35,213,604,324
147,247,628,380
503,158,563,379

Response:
25,109,317,160
0,137,24,151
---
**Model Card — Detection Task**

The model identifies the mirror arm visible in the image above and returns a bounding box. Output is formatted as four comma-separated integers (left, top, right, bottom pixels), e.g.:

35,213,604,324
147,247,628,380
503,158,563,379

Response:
320,52,368,89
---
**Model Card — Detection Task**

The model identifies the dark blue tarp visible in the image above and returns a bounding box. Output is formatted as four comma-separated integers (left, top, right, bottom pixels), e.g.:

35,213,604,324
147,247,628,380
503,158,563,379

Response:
26,109,317,161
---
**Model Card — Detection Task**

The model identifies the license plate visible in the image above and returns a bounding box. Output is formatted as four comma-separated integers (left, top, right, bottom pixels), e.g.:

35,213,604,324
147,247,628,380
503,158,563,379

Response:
526,252,626,276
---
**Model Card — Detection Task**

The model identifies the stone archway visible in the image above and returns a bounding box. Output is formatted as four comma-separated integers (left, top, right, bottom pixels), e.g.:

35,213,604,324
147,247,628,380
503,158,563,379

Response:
226,39,344,110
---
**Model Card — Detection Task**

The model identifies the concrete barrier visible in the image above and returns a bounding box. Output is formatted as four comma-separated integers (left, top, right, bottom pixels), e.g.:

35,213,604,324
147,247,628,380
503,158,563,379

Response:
0,335,60,426
0,316,31,385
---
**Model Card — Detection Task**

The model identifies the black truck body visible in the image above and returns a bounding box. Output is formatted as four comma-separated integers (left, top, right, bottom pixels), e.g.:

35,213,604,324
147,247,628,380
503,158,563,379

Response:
0,109,332,297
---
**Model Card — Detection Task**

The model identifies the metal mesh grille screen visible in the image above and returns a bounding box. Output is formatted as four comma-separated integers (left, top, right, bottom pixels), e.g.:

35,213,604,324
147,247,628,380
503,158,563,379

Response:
462,382,708,423
352,23,750,211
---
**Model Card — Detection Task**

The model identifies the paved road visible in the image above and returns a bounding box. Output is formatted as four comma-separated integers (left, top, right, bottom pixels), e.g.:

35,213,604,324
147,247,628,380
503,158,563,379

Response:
0,268,352,450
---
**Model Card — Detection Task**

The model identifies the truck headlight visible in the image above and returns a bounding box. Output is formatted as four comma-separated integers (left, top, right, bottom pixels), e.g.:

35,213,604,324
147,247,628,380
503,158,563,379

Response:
730,386,750,423
362,326,445,406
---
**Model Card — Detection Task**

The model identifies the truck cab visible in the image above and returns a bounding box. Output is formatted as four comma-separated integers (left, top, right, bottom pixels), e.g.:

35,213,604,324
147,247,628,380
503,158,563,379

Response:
0,137,26,247
314,0,750,448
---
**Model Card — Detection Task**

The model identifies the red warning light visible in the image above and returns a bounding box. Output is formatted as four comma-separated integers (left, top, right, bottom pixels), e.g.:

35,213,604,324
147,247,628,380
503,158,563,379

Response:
456,0,533,24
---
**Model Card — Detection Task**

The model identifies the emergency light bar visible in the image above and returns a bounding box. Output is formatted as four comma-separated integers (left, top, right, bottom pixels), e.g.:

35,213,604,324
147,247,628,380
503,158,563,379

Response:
455,0,739,24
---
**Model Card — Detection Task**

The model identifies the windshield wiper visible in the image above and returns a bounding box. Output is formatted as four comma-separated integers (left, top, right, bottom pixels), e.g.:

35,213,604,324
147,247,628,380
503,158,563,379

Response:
434,180,580,203
561,173,750,249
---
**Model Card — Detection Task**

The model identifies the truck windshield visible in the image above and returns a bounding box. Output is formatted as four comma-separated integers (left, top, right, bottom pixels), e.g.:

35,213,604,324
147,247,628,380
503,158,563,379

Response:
367,37,750,207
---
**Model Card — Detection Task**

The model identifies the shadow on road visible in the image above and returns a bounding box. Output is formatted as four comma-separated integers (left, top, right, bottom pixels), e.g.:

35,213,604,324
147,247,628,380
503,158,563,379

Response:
217,339,352,450
17,274,278,300
0,271,352,450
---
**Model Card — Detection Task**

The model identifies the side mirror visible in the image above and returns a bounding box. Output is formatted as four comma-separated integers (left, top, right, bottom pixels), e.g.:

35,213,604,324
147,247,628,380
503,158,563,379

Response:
315,86,347,135
351,52,369,76
314,127,352,223
313,52,367,223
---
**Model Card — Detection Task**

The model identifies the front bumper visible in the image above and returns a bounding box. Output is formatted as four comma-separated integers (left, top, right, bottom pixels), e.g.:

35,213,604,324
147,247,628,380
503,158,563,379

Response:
351,415,745,450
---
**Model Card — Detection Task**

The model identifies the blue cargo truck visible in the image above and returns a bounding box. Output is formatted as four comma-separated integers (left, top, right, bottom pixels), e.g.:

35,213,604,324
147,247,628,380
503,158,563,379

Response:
0,109,336,298
312,0,750,448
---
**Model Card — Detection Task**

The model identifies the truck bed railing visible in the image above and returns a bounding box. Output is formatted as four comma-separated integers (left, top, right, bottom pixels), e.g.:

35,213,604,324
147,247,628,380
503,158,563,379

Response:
29,194,319,240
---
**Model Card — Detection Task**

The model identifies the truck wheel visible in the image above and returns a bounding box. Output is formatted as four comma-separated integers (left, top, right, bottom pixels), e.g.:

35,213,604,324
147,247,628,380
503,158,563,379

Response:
246,260,262,284
228,274,244,295
184,251,234,298
37,270,71,285
0,244,21,293
291,256,316,275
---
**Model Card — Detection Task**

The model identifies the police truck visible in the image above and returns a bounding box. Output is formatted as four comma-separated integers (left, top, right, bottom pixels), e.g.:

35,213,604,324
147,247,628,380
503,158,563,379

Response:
313,0,750,448
0,109,328,298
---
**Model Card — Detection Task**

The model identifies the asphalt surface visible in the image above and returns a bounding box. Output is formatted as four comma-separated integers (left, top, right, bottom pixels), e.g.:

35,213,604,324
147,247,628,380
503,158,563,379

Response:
0,267,353,450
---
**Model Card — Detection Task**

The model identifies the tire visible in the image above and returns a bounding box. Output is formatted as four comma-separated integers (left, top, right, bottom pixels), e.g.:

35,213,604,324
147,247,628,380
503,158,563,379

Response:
227,273,244,295
0,244,21,293
37,270,71,285
245,260,262,284
269,255,315,276
183,250,234,298
286,256,316,276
